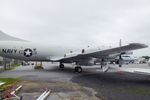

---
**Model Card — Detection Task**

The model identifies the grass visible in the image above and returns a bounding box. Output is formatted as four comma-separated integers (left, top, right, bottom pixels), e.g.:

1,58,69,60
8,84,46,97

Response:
11,64,21,67
0,64,21,71
0,78,19,91
128,87,150,95
115,87,150,96
0,68,3,71
34,64,44,69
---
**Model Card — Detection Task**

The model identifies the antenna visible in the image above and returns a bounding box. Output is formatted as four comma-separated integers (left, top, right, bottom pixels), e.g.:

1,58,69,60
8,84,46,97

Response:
119,39,122,47
119,39,122,67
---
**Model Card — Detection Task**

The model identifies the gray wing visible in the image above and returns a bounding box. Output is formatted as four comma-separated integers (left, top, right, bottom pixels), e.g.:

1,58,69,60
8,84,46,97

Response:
82,43,148,58
52,43,148,62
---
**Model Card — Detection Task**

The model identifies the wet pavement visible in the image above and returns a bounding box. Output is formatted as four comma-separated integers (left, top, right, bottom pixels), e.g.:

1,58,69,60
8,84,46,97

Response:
0,63,150,100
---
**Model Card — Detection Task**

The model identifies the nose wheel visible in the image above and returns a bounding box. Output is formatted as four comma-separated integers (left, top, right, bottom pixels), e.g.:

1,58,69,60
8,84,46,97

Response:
75,66,82,73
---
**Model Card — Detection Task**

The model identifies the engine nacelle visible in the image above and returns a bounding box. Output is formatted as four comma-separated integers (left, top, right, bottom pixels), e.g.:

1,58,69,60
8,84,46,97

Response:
77,58,97,66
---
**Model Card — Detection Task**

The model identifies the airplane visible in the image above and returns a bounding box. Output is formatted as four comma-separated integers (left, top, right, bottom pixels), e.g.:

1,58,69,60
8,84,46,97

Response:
0,30,148,73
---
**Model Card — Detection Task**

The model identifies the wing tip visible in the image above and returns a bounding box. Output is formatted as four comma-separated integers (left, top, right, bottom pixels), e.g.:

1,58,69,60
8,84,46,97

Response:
129,43,148,48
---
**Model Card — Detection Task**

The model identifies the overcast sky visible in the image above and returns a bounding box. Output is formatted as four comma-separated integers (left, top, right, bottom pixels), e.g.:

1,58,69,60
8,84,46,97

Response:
0,0,150,57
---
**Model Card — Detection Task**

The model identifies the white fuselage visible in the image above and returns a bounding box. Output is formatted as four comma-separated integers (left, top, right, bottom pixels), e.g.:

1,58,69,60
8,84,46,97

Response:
0,41,116,63
0,41,65,61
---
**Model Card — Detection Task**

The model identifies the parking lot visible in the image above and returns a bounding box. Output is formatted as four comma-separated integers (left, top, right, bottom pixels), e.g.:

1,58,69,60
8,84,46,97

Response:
1,63,150,100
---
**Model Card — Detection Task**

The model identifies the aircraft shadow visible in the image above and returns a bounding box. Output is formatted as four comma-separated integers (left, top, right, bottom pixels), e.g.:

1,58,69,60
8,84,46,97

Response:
45,65,150,85
71,72,150,87
44,65,92,75
70,71,150,100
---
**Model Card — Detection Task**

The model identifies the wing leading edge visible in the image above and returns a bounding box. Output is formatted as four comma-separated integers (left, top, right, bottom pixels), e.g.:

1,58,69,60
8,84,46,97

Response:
52,43,148,62
82,43,148,58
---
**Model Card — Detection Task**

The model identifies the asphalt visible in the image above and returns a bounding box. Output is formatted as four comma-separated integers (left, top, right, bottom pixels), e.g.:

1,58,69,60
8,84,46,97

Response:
1,63,150,100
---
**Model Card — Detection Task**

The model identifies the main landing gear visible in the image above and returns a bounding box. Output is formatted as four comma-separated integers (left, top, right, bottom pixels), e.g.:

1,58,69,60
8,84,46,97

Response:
100,59,109,72
75,66,82,73
59,63,82,73
59,63,64,69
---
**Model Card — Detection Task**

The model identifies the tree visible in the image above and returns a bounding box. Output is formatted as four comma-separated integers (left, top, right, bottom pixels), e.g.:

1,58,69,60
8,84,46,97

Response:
142,56,150,60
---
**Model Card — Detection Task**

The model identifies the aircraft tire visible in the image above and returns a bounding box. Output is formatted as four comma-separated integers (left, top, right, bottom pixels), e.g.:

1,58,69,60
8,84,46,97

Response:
75,67,82,73
60,63,64,68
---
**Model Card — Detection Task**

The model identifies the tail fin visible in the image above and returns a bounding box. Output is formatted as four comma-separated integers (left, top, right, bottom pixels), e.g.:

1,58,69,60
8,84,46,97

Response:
0,30,26,41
